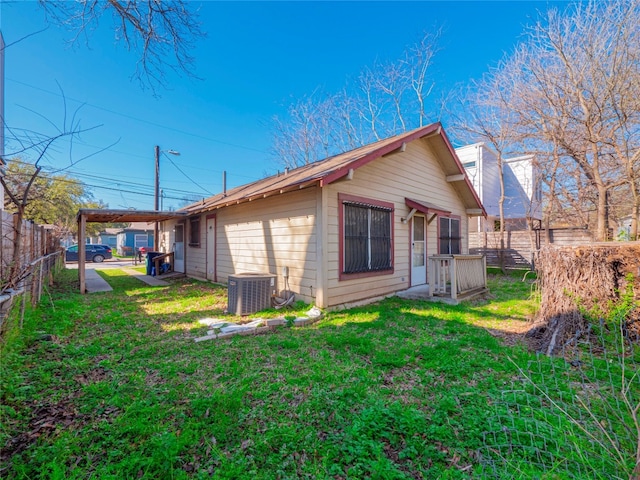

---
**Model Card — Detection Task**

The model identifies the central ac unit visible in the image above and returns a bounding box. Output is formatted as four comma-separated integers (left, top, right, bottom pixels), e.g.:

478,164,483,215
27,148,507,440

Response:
227,273,276,316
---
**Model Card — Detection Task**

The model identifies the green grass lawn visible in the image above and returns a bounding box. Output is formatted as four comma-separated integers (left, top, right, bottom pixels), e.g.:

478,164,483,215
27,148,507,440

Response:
0,270,636,478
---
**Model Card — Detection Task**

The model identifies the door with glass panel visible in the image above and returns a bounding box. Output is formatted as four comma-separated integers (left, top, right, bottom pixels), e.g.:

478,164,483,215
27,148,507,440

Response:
411,215,426,286
173,224,185,273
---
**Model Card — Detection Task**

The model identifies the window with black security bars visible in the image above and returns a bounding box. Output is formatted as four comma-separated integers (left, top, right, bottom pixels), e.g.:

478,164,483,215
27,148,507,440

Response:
439,217,461,254
344,203,392,273
189,217,201,247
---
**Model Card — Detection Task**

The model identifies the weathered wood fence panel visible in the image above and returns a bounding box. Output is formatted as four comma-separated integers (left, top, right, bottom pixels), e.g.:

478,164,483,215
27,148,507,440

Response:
1,210,58,289
1,211,61,334
469,228,594,268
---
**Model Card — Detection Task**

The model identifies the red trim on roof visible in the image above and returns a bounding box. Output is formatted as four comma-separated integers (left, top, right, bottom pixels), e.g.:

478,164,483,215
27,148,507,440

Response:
320,123,442,187
437,128,486,217
405,198,451,217
177,122,485,216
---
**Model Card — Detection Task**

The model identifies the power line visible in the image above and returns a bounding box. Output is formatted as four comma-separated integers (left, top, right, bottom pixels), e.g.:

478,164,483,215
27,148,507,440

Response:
6,157,215,197
8,170,194,203
8,77,270,154
7,132,264,182
162,151,211,195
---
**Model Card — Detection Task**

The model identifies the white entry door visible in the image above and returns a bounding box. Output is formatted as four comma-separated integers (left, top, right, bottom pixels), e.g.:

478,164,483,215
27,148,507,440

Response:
411,215,427,286
174,224,185,273
206,217,215,281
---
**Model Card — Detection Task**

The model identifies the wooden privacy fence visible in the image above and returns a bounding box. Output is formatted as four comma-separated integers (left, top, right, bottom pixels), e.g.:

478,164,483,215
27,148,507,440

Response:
469,228,594,269
0,210,61,334
0,251,64,331
429,254,487,301
1,210,58,290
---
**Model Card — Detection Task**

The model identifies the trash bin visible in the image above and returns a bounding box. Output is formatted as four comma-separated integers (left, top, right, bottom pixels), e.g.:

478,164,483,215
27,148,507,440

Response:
146,252,162,275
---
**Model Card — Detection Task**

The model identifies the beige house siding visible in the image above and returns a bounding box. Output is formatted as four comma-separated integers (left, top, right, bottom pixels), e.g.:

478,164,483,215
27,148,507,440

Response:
324,138,468,307
185,214,207,279
213,188,318,304
165,131,479,310
158,220,176,254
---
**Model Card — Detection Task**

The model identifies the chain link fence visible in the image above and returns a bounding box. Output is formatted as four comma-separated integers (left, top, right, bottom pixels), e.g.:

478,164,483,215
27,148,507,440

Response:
478,310,639,479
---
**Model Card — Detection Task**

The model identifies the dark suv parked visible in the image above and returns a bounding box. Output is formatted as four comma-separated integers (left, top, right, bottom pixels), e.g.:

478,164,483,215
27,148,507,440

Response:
65,244,113,263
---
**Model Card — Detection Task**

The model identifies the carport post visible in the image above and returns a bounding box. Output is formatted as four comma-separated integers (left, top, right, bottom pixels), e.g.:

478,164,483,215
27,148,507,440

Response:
78,214,86,293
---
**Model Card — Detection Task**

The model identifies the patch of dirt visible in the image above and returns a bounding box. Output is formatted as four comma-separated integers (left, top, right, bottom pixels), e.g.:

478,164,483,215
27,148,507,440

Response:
2,366,117,465
74,366,111,385
0,397,83,460
92,354,111,364
144,368,166,387
484,322,534,347
381,366,426,405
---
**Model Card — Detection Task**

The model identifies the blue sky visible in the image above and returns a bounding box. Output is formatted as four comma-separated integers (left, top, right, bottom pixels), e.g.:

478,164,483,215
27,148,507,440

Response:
1,1,557,211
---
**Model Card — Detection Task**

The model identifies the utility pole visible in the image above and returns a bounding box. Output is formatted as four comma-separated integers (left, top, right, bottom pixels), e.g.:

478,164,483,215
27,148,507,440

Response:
154,145,160,251
153,146,179,251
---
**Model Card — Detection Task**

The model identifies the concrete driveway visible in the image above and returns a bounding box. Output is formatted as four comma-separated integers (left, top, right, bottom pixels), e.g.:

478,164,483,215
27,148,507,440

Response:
66,258,170,292
64,258,145,270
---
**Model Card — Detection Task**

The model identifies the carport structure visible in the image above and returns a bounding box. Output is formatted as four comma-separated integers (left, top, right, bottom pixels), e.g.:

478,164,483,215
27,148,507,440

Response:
76,209,188,293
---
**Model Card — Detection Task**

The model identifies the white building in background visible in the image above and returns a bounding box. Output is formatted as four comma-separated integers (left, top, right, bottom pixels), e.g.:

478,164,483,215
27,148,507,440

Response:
456,143,542,232
615,215,633,241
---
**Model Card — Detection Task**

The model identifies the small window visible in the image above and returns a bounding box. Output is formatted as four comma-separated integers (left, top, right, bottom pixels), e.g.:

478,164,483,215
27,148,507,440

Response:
134,234,148,249
189,217,201,247
342,199,393,275
439,217,461,254
462,161,476,169
175,224,184,243
535,182,542,202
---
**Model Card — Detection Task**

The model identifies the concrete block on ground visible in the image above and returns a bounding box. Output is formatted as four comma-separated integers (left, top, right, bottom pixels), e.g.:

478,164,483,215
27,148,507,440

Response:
198,318,227,326
205,324,229,333
194,334,217,343
293,316,310,326
216,331,238,339
266,318,285,326
243,319,265,328
220,324,254,334
237,327,257,336
237,326,270,336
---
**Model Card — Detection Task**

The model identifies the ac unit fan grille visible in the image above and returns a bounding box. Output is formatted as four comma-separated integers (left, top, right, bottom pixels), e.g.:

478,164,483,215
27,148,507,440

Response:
227,273,276,315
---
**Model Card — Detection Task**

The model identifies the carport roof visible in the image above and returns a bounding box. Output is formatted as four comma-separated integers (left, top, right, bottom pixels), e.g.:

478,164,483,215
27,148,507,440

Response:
76,209,188,223
75,209,188,295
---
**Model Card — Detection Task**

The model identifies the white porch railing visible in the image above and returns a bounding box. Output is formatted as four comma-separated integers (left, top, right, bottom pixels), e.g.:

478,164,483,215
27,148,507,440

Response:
428,254,487,301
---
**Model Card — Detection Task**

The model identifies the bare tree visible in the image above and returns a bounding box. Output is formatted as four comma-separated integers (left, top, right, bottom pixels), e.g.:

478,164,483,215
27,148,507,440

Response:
332,88,365,153
271,31,441,167
405,31,440,128
2,119,113,284
507,1,640,241
37,0,205,91
272,93,337,169
0,2,204,290
1,80,113,288
448,58,524,272
358,66,386,141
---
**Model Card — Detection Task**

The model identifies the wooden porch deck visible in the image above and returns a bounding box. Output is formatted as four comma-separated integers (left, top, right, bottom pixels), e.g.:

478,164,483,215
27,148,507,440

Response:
397,254,487,305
